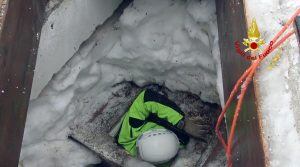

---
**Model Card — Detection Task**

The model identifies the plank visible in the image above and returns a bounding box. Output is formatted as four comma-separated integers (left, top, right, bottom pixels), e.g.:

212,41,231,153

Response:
215,0,266,166
0,0,46,166
295,16,300,47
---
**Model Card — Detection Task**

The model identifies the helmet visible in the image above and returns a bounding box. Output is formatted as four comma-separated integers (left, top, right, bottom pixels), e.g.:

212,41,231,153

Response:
136,129,180,164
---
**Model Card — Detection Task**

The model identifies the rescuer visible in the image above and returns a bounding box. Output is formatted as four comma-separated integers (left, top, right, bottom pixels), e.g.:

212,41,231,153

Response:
117,89,211,166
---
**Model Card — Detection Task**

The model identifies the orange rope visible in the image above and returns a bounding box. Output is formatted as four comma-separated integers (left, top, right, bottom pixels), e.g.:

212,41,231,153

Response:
215,8,300,167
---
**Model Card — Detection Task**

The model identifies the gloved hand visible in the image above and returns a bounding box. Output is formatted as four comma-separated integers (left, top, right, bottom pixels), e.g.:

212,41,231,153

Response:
183,117,211,139
124,157,155,167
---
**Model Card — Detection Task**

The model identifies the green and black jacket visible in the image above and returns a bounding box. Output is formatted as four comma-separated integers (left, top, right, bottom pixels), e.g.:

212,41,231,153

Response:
117,89,189,156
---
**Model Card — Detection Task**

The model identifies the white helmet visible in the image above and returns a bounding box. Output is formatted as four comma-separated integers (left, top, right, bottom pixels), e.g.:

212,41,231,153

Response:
136,129,180,164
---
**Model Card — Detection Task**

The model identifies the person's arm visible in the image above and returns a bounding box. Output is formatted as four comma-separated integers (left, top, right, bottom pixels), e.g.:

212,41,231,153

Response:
143,89,211,140
143,89,184,125
126,89,210,140
127,89,183,123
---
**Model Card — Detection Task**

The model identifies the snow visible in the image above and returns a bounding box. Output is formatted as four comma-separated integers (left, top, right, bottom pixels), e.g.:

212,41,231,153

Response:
20,0,222,166
30,0,123,99
246,0,300,166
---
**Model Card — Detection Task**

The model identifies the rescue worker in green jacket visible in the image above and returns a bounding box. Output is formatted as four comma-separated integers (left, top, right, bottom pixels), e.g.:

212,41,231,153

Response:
117,89,211,165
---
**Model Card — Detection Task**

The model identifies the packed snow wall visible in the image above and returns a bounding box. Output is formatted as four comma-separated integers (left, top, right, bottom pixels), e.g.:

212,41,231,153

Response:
20,0,224,166
31,0,123,99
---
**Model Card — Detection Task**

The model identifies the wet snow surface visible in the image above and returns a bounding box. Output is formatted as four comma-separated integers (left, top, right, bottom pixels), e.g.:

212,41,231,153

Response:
20,0,224,166
247,0,300,166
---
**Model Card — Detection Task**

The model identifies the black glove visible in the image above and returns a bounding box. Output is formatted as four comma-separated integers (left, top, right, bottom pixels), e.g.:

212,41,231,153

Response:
183,117,211,139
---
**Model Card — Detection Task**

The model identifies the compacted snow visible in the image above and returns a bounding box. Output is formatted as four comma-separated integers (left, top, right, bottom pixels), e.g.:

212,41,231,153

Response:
31,0,122,99
20,0,222,166
246,0,300,166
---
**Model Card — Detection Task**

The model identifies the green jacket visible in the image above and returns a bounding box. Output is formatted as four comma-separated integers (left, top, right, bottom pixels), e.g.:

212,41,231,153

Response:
117,89,184,156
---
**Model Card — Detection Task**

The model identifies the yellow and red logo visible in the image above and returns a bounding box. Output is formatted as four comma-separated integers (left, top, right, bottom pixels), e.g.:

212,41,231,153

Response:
235,18,273,61
242,19,265,52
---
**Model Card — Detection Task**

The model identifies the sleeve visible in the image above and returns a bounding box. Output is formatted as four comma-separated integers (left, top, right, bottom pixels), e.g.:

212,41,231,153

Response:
126,90,149,120
143,89,184,125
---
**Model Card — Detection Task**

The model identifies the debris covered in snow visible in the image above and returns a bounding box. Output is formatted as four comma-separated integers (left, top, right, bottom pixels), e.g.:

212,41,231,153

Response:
20,0,223,166
69,81,224,166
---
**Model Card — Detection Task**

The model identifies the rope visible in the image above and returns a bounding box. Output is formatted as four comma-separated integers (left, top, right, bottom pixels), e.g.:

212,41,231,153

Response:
215,8,300,167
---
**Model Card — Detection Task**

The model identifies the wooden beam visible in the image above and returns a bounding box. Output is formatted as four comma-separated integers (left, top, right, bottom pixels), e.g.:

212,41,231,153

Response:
295,16,300,48
215,0,266,166
0,0,46,166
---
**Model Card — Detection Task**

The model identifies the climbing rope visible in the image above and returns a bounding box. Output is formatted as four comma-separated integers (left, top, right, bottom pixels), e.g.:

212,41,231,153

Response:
215,8,300,167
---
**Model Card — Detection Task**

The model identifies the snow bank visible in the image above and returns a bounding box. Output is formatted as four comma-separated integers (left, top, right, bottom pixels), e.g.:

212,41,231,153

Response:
246,0,300,166
31,0,123,99
21,0,221,166
103,0,221,103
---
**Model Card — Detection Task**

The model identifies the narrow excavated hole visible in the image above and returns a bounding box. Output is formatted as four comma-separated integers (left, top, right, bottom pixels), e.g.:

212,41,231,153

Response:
21,0,227,166
69,81,226,166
